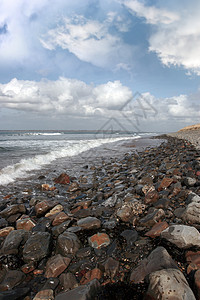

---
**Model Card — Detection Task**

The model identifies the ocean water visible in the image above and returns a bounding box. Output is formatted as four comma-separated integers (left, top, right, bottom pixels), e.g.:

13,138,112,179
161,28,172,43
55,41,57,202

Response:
0,130,156,186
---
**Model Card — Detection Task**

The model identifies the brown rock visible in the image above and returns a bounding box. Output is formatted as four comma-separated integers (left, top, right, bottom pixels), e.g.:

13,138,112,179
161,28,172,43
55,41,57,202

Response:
52,212,69,226
54,173,70,185
77,217,101,230
0,270,25,291
45,254,71,278
73,200,92,209
21,262,36,274
117,200,146,222
80,268,102,285
88,233,110,249
68,182,79,192
145,221,169,238
139,209,165,227
16,217,36,231
35,201,57,217
194,269,200,299
0,226,14,237
0,204,26,218
45,205,63,217
33,289,54,300
104,257,119,279
56,232,81,255
144,190,159,205
59,273,78,291
158,177,174,191
186,251,200,266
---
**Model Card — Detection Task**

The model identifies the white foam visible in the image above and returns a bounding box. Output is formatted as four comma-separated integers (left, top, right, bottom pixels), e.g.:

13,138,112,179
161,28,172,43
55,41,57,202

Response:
0,136,140,186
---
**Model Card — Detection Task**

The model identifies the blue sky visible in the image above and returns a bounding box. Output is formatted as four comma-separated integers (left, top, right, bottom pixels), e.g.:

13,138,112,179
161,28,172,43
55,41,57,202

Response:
0,0,199,131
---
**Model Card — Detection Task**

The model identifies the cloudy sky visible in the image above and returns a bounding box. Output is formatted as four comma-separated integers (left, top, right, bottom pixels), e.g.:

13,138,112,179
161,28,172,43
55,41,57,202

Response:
0,0,199,132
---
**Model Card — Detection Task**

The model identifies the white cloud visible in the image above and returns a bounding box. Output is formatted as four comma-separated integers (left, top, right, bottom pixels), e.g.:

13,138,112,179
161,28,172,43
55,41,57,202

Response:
40,14,133,69
123,0,179,25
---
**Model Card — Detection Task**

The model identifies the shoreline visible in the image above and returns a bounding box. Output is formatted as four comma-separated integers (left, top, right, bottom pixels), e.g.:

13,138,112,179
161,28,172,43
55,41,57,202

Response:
0,134,199,299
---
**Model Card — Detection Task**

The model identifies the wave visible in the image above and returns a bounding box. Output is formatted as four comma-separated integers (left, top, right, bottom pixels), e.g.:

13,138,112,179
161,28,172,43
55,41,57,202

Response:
0,135,140,186
24,132,63,136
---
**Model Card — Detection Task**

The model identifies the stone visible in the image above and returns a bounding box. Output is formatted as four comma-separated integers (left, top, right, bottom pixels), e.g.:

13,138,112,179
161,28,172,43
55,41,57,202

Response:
184,177,197,187
185,251,200,267
117,200,146,222
76,247,92,258
139,209,165,227
88,233,110,249
33,289,54,300
0,226,14,237
146,269,195,300
0,270,25,291
21,262,36,274
130,247,177,283
23,232,51,263
80,268,102,285
145,221,169,238
0,218,8,228
52,212,69,226
32,218,51,233
158,177,174,191
183,193,200,224
54,173,70,185
68,182,79,192
161,225,200,248
0,287,30,299
120,229,138,249
0,204,26,218
59,272,78,291
104,257,119,279
1,229,28,255
45,254,71,278
35,201,57,217
77,217,101,230
45,205,63,218
144,190,159,205
52,221,71,238
194,269,200,299
55,279,100,300
56,232,81,256
16,217,36,231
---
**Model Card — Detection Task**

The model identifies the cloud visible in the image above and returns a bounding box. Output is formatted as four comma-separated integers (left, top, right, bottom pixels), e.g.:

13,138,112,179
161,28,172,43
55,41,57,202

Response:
40,14,133,69
123,0,179,25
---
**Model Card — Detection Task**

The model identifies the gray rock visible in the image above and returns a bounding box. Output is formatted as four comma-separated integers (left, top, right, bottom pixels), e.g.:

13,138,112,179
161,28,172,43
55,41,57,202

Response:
139,208,165,227
161,225,200,248
120,229,138,249
117,200,146,222
183,193,200,224
55,279,100,300
0,270,25,291
77,217,101,230
52,220,71,238
104,257,119,279
0,204,26,218
0,287,30,299
146,268,196,300
56,232,81,255
23,232,51,263
130,247,177,283
1,230,29,255
184,177,197,187
59,272,78,291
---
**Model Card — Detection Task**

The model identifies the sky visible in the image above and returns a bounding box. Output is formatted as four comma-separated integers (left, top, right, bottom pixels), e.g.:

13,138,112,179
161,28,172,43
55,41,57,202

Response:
0,0,200,132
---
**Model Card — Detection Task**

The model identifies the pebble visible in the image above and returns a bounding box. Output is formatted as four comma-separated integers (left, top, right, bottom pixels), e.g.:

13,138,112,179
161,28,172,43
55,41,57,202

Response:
77,217,101,230
88,233,110,249
56,232,81,255
45,254,71,278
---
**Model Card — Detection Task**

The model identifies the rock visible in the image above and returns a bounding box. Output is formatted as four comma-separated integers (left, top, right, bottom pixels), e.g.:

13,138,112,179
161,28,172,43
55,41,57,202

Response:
59,272,78,291
103,220,116,230
32,218,51,233
145,221,169,238
54,173,70,185
16,217,36,231
117,200,146,222
45,254,71,278
52,212,69,226
88,233,110,249
35,201,57,217
161,225,200,248
139,209,165,227
52,221,71,238
104,257,119,279
45,205,63,218
33,289,54,300
1,229,28,255
42,278,59,291
0,270,25,291
194,269,200,299
0,218,8,228
23,232,51,263
55,279,100,300
184,177,197,187
183,193,200,224
186,250,200,267
130,247,177,283
0,226,14,237
144,190,159,205
0,204,26,218
158,177,174,191
68,182,79,192
120,229,138,249
76,247,92,258
21,262,36,274
101,196,117,207
0,287,30,300
56,232,81,256
146,268,196,300
80,268,102,285
77,217,101,230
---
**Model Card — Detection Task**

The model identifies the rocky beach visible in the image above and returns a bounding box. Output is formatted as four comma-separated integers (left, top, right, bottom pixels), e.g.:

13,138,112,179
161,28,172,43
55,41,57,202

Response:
0,129,199,299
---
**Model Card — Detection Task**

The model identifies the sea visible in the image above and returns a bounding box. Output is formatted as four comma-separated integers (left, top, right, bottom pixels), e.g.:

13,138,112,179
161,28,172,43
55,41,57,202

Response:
0,130,159,188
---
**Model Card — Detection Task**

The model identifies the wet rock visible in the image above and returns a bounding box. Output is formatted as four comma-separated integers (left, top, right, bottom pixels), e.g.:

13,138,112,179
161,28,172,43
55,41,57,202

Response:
153,198,170,209
144,190,159,205
68,182,79,192
145,221,169,238
23,232,51,263
0,204,26,218
0,218,8,228
194,269,200,299
59,272,78,291
104,257,119,279
56,232,81,256
1,229,28,255
52,221,71,238
16,217,36,231
0,287,30,300
76,247,92,258
183,193,200,224
186,250,200,267
117,200,146,222
0,226,14,237
120,229,138,249
139,208,165,227
158,177,174,192
80,268,102,285
45,254,71,278
88,233,110,249
130,247,177,283
52,212,69,226
33,289,54,300
35,201,58,217
77,217,101,230
42,278,59,291
161,225,200,248
184,177,197,187
45,205,63,218
21,261,36,274
54,173,70,185
101,196,117,207
55,279,100,300
103,220,116,230
0,270,25,291
146,268,195,300
32,217,51,233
